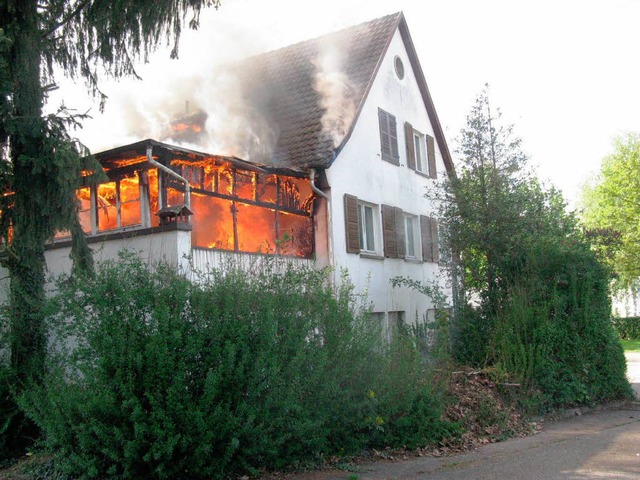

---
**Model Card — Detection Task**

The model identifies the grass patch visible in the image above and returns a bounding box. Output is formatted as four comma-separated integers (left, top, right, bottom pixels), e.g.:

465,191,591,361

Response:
621,339,640,352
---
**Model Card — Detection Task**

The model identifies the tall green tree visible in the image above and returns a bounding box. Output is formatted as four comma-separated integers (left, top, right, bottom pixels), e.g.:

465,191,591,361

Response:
443,87,572,312
443,89,631,409
582,133,640,290
0,0,219,453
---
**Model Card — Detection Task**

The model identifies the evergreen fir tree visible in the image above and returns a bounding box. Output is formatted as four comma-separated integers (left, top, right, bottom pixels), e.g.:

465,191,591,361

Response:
0,0,220,454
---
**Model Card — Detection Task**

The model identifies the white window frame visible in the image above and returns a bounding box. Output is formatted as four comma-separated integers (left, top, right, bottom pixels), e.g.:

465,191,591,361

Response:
413,131,428,174
357,201,380,255
404,213,421,260
95,177,144,233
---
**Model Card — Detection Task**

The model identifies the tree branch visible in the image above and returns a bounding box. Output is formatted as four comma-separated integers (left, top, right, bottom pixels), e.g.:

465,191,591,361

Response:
42,0,92,38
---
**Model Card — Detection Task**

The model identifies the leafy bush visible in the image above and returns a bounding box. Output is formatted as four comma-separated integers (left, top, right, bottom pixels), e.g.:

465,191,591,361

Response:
19,254,455,479
612,316,640,339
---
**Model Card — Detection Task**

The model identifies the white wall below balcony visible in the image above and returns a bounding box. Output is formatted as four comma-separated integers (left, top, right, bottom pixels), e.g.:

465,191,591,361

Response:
190,248,313,281
0,229,192,304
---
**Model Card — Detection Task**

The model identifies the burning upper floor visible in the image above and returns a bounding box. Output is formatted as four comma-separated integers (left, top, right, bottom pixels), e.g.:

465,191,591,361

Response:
59,139,316,258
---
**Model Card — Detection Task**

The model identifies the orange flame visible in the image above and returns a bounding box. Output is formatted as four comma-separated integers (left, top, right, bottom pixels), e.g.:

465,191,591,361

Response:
64,153,314,257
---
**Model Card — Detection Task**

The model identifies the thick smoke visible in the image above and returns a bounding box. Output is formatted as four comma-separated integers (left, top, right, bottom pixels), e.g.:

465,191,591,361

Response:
111,66,278,164
97,15,362,164
313,41,358,148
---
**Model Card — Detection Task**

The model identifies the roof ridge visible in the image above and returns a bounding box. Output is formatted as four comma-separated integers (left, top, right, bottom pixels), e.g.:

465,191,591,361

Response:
243,12,402,63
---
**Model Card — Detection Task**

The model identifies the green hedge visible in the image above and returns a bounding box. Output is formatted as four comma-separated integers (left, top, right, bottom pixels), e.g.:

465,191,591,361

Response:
454,241,633,412
612,316,640,340
18,255,457,479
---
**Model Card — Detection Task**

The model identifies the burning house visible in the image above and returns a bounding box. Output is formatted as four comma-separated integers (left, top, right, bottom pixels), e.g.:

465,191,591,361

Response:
1,12,455,326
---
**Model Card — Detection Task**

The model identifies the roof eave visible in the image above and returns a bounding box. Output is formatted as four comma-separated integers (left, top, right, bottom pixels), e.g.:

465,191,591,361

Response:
329,12,403,167
330,13,455,176
397,15,455,175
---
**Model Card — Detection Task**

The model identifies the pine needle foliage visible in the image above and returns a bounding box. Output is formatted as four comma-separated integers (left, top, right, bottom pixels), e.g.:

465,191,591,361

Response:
0,0,219,454
442,87,632,410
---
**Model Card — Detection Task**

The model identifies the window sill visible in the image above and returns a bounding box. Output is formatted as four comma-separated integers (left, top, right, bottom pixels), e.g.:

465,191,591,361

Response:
414,170,435,179
404,257,423,264
360,253,385,261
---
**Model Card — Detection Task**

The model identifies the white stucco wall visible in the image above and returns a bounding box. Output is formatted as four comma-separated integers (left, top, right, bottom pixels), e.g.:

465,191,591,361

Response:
0,229,191,303
324,29,452,323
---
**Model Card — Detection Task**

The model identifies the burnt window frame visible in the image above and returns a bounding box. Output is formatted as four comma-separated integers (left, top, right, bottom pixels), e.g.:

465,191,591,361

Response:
94,171,147,233
166,160,315,258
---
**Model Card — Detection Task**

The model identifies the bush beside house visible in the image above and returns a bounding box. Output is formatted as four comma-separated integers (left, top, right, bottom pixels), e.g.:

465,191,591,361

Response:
13,255,457,479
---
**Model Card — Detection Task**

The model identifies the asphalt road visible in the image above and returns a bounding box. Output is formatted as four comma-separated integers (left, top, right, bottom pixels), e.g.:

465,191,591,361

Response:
287,353,640,480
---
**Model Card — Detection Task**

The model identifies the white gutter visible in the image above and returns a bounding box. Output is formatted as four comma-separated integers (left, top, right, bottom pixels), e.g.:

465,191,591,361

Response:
146,145,191,209
309,168,329,200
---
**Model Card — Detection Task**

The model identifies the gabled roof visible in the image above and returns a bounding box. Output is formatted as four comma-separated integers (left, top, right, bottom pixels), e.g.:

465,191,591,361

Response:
237,12,454,173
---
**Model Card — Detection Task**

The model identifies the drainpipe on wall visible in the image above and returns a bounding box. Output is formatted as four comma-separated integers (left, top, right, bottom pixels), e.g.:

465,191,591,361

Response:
146,145,191,209
309,167,333,272
309,168,329,200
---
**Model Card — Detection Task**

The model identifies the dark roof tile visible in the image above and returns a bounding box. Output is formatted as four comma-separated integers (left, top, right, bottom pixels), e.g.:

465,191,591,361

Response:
235,13,401,170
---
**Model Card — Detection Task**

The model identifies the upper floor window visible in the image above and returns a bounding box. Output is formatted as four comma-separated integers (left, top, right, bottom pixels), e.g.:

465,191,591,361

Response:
378,108,399,165
96,175,142,232
380,204,440,263
404,122,437,179
413,131,427,174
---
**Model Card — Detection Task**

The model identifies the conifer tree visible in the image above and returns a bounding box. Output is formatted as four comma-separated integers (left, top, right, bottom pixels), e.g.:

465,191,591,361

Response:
0,0,219,451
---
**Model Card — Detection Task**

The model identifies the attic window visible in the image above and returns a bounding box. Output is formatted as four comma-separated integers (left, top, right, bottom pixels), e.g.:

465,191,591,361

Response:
394,56,405,80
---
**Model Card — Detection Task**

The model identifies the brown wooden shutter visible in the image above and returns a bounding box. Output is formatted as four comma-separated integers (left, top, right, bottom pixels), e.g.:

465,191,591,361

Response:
420,215,432,262
426,134,437,179
344,194,360,254
431,217,440,263
405,122,416,170
379,109,399,165
378,109,391,160
389,115,399,162
395,207,406,258
382,204,397,258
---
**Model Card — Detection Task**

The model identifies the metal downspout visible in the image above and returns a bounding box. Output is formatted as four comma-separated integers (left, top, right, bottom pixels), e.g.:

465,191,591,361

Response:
309,168,329,200
309,167,333,273
146,145,191,209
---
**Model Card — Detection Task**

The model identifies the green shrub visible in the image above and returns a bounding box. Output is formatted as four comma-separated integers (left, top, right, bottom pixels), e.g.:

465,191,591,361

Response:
0,305,39,463
19,254,454,479
451,304,493,367
493,242,633,411
612,316,640,339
